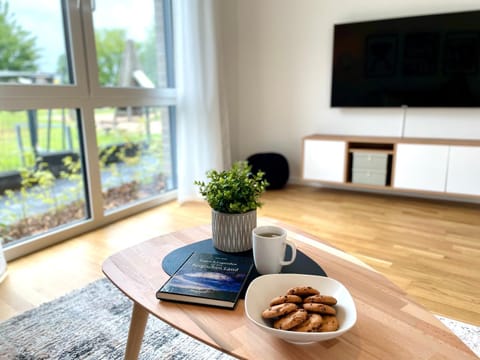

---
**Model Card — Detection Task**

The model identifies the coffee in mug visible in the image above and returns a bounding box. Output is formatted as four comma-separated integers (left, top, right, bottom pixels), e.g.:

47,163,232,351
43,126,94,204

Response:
257,232,281,238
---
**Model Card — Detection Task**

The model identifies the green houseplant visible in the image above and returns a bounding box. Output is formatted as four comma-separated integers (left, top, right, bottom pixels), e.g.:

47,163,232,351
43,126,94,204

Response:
195,161,268,252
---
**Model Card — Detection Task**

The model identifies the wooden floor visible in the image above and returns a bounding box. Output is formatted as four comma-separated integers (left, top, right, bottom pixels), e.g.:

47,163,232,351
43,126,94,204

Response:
0,185,479,326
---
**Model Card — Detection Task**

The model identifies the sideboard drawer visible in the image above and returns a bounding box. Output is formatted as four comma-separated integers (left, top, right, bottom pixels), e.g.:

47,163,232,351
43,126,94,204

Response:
352,153,388,171
352,169,387,186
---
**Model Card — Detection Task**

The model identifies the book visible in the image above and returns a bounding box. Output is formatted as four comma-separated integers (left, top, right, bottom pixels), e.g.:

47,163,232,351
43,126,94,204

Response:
156,252,254,309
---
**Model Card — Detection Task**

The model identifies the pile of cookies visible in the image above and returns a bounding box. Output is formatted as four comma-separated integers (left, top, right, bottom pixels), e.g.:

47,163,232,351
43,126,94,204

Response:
261,286,339,332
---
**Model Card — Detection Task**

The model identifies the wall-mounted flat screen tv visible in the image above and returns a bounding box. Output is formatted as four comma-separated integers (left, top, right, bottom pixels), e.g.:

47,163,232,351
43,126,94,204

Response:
331,10,480,107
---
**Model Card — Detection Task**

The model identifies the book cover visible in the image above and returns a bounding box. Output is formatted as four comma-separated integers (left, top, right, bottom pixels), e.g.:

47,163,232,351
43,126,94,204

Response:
156,252,254,309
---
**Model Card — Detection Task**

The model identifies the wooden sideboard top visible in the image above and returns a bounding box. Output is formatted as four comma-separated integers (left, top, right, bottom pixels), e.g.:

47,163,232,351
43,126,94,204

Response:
304,134,480,146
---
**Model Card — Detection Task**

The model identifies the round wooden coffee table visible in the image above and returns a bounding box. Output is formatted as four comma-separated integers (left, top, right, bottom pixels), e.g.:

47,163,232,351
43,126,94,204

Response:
102,220,477,359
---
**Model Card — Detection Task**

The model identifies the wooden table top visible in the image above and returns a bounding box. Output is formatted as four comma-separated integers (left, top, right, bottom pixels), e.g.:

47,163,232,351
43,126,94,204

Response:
102,219,477,359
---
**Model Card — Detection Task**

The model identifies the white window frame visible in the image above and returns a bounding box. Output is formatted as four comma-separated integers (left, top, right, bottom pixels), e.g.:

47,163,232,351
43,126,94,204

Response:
1,0,177,260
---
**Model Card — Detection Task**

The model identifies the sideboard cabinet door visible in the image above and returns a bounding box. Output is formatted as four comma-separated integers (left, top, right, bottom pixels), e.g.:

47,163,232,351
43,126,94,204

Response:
446,146,480,196
394,144,449,192
303,140,346,182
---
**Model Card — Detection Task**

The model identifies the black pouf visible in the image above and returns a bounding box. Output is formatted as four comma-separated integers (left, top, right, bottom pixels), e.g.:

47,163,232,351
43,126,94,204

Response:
247,153,289,190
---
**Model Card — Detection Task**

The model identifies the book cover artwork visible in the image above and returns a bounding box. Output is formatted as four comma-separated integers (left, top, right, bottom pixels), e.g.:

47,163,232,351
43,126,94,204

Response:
158,252,253,306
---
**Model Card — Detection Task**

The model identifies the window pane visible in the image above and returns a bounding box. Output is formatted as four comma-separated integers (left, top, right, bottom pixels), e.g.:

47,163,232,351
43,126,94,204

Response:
95,106,174,212
0,109,88,247
92,0,168,88
0,0,72,85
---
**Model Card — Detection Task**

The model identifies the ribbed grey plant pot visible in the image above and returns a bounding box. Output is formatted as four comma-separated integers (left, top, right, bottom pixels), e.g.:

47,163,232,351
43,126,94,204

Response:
211,209,256,252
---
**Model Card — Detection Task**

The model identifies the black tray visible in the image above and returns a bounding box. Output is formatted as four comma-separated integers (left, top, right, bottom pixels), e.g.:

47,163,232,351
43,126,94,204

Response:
162,238,327,299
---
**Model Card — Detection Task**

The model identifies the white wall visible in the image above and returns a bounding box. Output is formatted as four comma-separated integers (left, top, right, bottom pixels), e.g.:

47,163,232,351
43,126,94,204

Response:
222,0,480,181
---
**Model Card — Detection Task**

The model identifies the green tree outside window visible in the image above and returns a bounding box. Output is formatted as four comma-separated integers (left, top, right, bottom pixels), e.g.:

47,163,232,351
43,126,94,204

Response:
0,0,39,71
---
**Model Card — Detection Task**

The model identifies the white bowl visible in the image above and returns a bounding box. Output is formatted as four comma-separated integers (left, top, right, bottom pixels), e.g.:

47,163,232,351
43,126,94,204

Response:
244,273,357,344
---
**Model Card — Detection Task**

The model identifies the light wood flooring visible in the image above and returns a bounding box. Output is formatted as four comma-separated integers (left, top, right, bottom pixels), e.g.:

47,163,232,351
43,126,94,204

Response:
0,185,479,325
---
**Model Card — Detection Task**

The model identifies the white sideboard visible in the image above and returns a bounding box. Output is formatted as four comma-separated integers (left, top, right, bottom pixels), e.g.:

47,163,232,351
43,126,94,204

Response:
302,134,480,200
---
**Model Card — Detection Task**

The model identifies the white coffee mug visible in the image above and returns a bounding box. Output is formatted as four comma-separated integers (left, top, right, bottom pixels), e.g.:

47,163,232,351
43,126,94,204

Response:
252,226,297,274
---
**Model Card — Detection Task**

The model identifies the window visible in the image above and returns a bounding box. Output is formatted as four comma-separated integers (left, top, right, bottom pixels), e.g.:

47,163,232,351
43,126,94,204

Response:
0,0,176,260
0,0,71,85
92,0,168,88
94,105,174,212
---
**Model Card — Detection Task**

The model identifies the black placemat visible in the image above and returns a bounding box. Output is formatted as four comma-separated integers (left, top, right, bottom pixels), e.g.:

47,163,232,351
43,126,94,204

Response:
161,238,327,299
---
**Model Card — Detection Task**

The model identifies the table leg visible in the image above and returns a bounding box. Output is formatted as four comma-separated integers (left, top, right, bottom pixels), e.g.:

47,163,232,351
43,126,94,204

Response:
124,302,149,360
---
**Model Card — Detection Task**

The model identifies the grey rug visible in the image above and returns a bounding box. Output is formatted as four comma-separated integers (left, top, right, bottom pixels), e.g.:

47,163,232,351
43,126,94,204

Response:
435,315,479,357
0,278,235,360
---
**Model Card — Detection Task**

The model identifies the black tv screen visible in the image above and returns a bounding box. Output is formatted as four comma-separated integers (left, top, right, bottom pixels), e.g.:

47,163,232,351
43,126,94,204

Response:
331,10,480,107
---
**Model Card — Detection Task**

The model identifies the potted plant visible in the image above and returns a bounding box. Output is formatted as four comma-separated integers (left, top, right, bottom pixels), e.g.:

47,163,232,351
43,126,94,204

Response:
195,161,269,252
